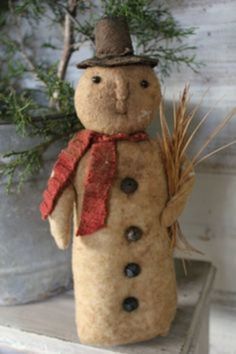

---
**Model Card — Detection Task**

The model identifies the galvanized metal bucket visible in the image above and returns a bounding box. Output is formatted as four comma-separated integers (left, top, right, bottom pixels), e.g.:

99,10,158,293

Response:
0,123,72,305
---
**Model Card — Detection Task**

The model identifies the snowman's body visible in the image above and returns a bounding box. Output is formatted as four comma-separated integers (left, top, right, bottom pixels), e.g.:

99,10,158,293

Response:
45,62,193,346
72,139,177,345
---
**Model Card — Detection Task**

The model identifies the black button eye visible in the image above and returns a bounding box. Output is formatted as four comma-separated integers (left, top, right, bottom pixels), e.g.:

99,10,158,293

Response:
92,76,101,84
140,80,149,88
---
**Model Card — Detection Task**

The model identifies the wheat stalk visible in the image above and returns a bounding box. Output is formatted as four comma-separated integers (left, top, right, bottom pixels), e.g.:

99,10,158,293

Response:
159,86,236,251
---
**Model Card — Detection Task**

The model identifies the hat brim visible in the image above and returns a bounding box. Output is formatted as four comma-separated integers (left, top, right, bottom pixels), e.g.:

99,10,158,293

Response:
77,55,158,69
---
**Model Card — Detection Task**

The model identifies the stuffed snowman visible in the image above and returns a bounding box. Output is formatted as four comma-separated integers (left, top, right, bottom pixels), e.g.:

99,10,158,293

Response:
40,17,194,346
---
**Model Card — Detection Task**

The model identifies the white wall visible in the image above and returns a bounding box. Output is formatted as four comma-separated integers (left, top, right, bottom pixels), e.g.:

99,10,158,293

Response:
163,0,236,292
163,0,236,169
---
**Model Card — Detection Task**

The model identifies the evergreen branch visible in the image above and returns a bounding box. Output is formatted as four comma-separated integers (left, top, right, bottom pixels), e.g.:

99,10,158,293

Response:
145,46,202,78
0,0,201,193
0,90,37,135
0,148,42,192
101,0,199,77
58,2,95,43
0,128,80,192
0,33,47,88
8,0,48,19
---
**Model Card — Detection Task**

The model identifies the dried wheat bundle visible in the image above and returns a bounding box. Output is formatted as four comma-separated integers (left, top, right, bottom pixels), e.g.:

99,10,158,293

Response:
159,85,236,252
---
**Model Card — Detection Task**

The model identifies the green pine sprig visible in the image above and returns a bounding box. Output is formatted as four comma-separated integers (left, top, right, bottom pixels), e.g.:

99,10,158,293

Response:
0,0,201,192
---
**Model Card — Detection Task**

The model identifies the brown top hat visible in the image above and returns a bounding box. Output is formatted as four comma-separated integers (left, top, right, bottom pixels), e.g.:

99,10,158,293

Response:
77,17,158,69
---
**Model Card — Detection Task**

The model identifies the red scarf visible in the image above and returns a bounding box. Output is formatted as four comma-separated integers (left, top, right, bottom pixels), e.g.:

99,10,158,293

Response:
40,129,148,236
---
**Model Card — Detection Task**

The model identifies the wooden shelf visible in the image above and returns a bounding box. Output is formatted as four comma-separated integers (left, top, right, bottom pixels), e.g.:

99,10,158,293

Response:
0,259,216,354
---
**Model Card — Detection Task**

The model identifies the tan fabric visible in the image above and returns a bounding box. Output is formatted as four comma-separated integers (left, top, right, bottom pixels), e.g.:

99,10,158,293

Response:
161,175,195,228
74,65,161,135
49,184,75,250
161,159,195,228
72,140,177,346
48,65,193,346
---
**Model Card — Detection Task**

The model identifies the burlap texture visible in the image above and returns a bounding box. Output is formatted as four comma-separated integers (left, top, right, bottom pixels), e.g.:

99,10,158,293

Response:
74,65,161,135
48,185,74,249
72,140,177,346
161,175,195,228
48,65,193,346
50,140,178,346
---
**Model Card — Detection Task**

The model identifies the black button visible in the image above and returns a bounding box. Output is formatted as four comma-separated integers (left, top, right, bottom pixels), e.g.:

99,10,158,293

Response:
120,177,138,194
124,263,141,278
92,75,101,83
125,226,143,242
140,80,149,88
123,297,139,312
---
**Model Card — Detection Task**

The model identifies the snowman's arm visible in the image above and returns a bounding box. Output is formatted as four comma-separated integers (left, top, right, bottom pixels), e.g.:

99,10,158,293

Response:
48,184,75,250
161,161,195,228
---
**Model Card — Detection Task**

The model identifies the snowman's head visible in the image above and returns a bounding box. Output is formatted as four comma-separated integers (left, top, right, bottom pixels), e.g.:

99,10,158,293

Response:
74,64,161,134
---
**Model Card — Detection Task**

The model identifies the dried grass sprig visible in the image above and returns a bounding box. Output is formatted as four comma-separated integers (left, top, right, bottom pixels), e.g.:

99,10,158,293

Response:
159,85,236,251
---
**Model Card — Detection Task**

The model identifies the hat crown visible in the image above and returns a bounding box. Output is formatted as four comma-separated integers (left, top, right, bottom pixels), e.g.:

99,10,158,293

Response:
76,16,158,68
95,17,134,59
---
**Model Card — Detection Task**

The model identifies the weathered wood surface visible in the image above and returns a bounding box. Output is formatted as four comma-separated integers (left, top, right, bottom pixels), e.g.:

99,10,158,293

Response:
177,172,236,292
0,260,216,354
210,292,236,354
162,0,236,171
155,0,236,294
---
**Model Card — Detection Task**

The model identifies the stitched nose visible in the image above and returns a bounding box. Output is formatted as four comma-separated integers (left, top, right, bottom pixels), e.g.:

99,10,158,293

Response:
115,76,129,114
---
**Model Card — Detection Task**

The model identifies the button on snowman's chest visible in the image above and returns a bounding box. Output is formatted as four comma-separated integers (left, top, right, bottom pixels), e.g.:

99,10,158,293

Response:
116,143,149,313
74,139,169,322
75,139,168,236
120,177,138,194
114,140,169,314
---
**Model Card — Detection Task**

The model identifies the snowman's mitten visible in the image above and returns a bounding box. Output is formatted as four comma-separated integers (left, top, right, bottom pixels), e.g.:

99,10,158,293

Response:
48,185,75,250
161,166,195,228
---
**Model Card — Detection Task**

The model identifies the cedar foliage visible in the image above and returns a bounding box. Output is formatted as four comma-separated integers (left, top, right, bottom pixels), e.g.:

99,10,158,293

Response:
0,0,199,191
